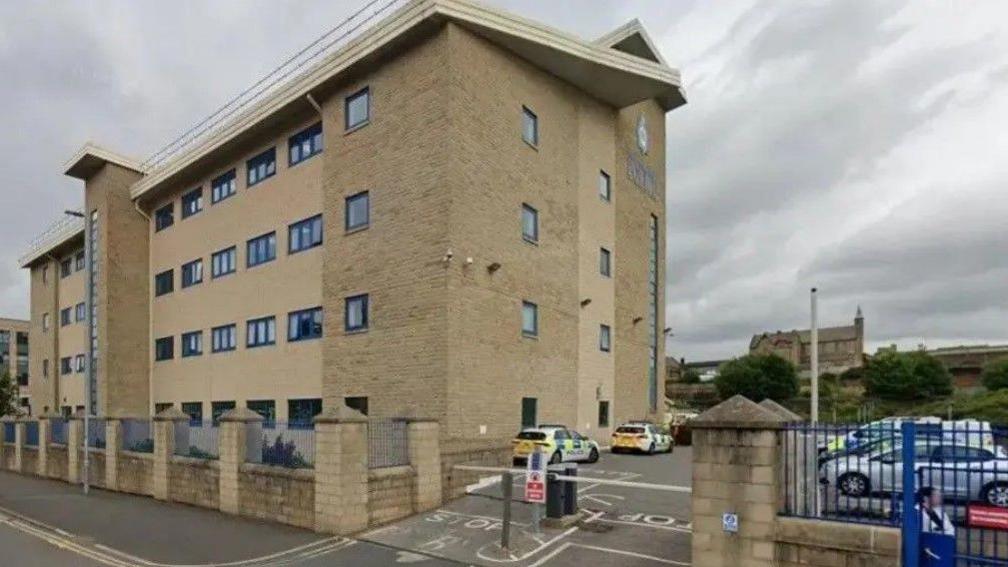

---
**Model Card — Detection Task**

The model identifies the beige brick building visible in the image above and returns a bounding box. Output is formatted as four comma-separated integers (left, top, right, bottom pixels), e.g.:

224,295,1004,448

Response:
19,0,685,443
0,317,30,412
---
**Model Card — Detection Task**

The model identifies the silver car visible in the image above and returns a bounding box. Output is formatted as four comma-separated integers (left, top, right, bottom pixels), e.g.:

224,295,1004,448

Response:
822,442,1008,507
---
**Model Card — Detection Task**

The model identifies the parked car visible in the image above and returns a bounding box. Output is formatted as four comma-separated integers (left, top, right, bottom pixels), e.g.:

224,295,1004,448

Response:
823,417,942,453
611,422,674,455
821,441,1008,507
512,427,600,466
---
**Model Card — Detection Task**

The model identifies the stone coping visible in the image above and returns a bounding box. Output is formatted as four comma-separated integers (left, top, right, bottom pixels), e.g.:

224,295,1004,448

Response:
170,455,220,469
154,407,191,422
239,462,315,481
776,516,900,555
368,465,415,480
120,450,155,461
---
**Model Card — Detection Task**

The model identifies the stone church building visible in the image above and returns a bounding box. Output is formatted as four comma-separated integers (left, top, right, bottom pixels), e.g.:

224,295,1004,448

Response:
749,307,865,376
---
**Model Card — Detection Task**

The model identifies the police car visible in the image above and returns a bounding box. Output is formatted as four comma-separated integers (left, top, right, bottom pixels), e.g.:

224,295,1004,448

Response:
611,421,674,454
512,426,600,466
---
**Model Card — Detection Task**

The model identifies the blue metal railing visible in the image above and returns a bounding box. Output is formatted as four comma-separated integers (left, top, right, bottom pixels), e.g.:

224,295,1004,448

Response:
2,422,14,444
251,421,315,469
24,421,39,447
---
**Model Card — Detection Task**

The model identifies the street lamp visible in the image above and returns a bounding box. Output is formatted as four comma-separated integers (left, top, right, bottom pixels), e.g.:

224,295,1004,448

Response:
64,209,90,495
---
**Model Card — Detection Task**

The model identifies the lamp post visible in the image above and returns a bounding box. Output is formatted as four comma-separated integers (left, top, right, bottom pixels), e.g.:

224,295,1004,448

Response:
64,209,90,495
810,288,819,424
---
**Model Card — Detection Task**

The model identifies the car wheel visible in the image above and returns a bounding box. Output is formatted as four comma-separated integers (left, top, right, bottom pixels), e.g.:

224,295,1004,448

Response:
838,473,870,497
982,482,1008,507
588,448,599,463
648,442,656,455
549,451,562,465
666,442,674,454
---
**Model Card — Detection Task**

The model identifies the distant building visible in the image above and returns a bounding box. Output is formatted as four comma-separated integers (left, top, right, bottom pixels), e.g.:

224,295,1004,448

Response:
0,317,30,414
880,344,1008,390
749,307,865,376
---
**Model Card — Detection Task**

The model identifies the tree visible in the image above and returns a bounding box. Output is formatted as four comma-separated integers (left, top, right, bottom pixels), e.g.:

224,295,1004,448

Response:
714,354,799,402
863,350,952,400
839,366,864,383
681,369,701,384
981,359,1008,391
0,370,18,417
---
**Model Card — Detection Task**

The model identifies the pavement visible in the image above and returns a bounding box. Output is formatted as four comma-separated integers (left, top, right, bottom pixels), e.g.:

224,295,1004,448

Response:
0,446,693,566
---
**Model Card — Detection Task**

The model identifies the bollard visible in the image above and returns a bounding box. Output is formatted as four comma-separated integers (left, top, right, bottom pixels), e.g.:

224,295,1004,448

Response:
501,471,512,554
546,465,564,518
563,464,577,516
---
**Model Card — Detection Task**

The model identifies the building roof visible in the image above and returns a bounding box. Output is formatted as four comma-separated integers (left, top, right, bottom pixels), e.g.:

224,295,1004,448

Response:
0,317,30,330
749,325,859,349
124,0,686,201
685,359,728,370
927,344,1008,356
64,142,145,180
18,215,85,268
594,18,669,66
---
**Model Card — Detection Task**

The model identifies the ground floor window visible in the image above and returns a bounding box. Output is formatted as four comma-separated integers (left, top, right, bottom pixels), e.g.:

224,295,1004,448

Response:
598,401,610,428
211,401,236,426
288,398,322,426
521,397,537,429
182,402,203,425
345,396,369,416
246,400,276,426
154,402,173,414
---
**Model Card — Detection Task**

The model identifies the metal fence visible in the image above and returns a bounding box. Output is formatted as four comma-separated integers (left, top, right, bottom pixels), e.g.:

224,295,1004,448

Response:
368,418,408,469
249,422,314,469
85,418,106,448
50,418,68,445
2,422,14,444
120,419,153,453
174,421,220,460
24,421,39,448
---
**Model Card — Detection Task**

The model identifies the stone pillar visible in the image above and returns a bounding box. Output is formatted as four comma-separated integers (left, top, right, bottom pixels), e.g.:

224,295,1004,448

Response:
12,420,25,473
407,419,442,512
218,408,263,515
690,395,787,567
67,417,83,484
105,419,121,491
314,406,368,534
152,407,188,501
37,416,50,476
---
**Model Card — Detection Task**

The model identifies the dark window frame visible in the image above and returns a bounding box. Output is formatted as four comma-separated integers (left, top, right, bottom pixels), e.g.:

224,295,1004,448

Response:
154,269,174,297
521,204,539,243
522,301,538,337
599,324,611,352
288,122,323,166
155,203,174,232
181,258,203,288
246,316,277,348
211,246,237,278
154,337,174,361
211,324,237,353
599,170,611,202
181,330,203,358
345,87,371,131
246,231,277,268
288,214,323,254
344,294,369,333
345,191,370,232
246,147,277,188
522,106,538,147
600,247,611,277
182,187,204,219
211,169,237,204
288,306,323,342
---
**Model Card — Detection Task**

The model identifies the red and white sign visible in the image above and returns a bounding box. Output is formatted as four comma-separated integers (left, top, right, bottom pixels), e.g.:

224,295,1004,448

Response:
968,505,1008,531
525,451,546,504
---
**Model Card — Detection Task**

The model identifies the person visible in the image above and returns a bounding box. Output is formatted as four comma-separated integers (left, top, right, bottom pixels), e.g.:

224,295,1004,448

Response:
918,487,956,536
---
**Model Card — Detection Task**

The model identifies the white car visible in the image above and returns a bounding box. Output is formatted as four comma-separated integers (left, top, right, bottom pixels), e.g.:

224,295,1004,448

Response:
611,422,674,454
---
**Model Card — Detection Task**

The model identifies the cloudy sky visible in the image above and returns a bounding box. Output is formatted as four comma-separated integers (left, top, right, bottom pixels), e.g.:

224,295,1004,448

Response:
1,0,1006,361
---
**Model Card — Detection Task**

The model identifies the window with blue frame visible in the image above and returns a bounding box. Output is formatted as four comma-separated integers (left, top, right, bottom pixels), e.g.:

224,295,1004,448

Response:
345,87,370,130
599,324,611,352
155,269,174,296
75,302,85,322
211,401,235,426
181,402,203,426
246,232,276,268
182,187,203,219
60,307,71,326
181,258,203,288
181,331,203,357
345,294,368,332
155,203,174,231
75,250,85,271
246,400,276,427
211,324,236,353
154,337,174,361
288,122,323,166
287,398,322,427
60,357,72,374
345,191,369,231
246,147,276,187
211,246,236,278
289,214,322,254
246,316,276,348
211,170,237,204
288,307,322,342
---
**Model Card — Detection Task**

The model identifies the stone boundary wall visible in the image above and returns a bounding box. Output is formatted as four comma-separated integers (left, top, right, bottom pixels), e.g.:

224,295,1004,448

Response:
440,440,511,501
0,413,448,536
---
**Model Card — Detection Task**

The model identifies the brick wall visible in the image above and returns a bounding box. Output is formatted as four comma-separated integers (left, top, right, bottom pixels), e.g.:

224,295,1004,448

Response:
2,444,14,469
238,464,314,529
78,449,106,489
22,447,38,475
440,440,511,501
368,465,415,526
48,445,68,479
169,458,219,509
775,517,899,566
117,453,153,496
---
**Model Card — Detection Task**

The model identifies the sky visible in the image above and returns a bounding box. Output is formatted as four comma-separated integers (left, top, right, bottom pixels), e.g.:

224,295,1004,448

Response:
1,0,1006,362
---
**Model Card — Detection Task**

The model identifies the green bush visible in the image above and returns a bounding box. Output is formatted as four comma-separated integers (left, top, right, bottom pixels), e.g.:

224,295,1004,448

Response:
863,350,952,400
0,371,17,417
981,359,1008,391
681,369,701,384
839,366,865,382
714,354,799,402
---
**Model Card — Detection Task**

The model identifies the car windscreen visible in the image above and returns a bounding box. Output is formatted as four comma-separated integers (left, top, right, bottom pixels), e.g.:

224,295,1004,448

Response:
616,427,645,434
517,431,546,441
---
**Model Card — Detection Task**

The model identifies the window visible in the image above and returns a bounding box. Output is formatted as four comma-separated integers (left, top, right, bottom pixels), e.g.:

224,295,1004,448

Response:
246,232,276,268
521,301,538,337
598,401,610,428
60,258,72,278
522,106,538,146
211,246,237,278
155,402,173,414
521,204,538,243
43,359,49,378
246,400,276,426
75,250,85,271
599,324,611,352
246,316,276,348
212,324,237,353
521,397,537,429
345,191,369,231
154,269,174,296
182,187,203,219
75,302,85,322
42,313,50,332
181,259,203,288
182,402,203,426
344,396,369,417
60,307,71,327
60,357,72,374
599,170,611,202
345,87,370,130
289,214,323,253
181,331,203,357
345,294,369,332
289,122,323,165
289,398,322,426
74,354,85,372
211,401,236,426
288,307,323,342
155,203,174,231
154,337,174,361
246,147,276,187
600,247,611,277
42,265,48,284
211,170,237,204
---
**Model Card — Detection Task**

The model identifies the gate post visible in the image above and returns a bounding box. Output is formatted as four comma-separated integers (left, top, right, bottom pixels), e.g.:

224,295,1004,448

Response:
901,421,919,567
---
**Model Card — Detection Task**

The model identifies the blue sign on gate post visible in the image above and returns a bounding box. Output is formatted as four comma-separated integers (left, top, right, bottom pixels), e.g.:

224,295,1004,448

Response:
901,421,920,567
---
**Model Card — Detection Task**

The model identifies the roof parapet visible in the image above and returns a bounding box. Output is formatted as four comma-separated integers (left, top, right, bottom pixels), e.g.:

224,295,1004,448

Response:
64,142,146,180
19,215,85,268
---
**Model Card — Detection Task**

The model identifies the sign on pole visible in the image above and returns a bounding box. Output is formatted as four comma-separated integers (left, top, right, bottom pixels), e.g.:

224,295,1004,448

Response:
525,450,546,504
